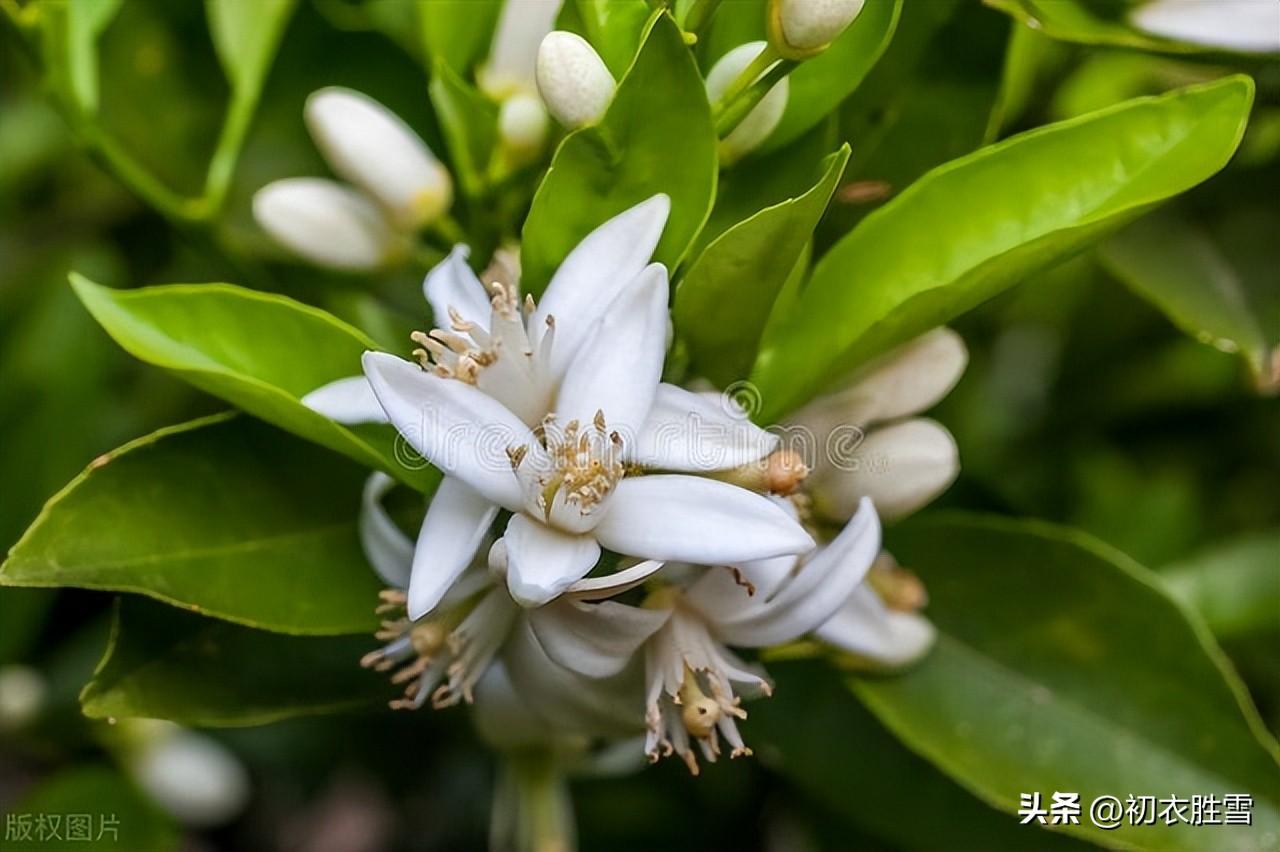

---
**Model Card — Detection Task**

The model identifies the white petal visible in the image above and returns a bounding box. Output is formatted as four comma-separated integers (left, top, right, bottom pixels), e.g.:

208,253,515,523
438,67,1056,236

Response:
477,0,561,98
693,498,881,647
567,559,666,600
407,477,499,619
423,245,491,328
705,42,789,163
793,328,967,447
593,475,814,564
815,584,936,667
503,514,602,607
534,195,670,377
471,661,555,749
553,264,669,439
252,178,400,271
305,87,451,229
529,598,670,678
362,352,530,509
811,418,959,522
302,376,389,424
1131,0,1280,53
358,473,413,588
535,31,616,128
631,383,779,471
779,0,866,51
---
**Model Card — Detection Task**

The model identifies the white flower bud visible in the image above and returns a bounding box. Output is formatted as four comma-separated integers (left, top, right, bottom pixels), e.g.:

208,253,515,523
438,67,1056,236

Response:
0,665,47,730
128,723,251,828
253,178,405,272
706,41,790,163
1130,0,1280,53
498,92,550,161
477,0,561,100
536,31,616,129
305,87,452,230
769,0,866,58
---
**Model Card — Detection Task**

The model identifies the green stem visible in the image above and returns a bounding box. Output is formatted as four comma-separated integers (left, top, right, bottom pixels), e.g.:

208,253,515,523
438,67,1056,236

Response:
202,92,260,216
714,58,796,138
710,43,780,116
491,755,576,852
684,0,723,34
430,214,467,247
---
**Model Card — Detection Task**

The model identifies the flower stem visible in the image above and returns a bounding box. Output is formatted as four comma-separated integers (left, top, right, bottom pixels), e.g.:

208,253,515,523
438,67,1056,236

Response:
491,754,576,852
684,0,723,34
710,43,781,117
714,58,796,138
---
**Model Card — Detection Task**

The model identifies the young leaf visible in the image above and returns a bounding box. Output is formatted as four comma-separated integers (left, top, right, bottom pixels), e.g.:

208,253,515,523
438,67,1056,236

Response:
37,0,123,114
70,274,435,492
81,599,389,727
676,145,848,384
205,0,296,95
2,415,393,636
1100,206,1278,393
855,513,1280,851
556,0,650,78
751,76,1254,420
7,766,178,852
520,12,717,295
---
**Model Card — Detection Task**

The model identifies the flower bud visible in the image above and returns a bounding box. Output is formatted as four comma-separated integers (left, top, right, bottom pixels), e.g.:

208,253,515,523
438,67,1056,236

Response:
253,178,405,271
536,31,616,128
706,41,790,163
768,0,866,58
477,0,561,100
498,91,549,162
305,87,452,230
127,723,251,827
0,665,46,730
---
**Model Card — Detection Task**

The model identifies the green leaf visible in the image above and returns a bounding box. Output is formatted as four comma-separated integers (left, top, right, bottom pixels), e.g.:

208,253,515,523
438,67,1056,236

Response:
854,513,1280,851
1100,206,1279,392
751,76,1254,420
557,0,651,78
753,662,1094,852
81,599,388,727
520,12,717,295
419,0,502,75
760,0,902,153
676,145,848,383
70,274,435,492
2,415,391,636
205,0,295,94
1162,532,1280,641
429,59,499,199
38,0,123,113
5,766,178,852
985,0,1278,55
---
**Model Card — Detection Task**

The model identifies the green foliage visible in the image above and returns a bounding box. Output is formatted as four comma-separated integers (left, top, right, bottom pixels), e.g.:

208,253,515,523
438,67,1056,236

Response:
418,0,502,75
2,415,387,636
70,275,436,492
752,76,1254,420
1162,532,1280,640
859,513,1280,851
81,599,387,727
556,0,650,78
37,0,123,114
5,765,178,852
428,59,499,200
520,12,717,295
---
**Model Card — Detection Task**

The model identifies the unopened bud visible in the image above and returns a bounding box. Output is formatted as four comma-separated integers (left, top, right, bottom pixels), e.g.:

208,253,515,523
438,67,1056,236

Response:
0,665,46,730
253,178,405,271
768,0,866,59
536,31,616,128
127,724,251,827
867,557,929,613
714,448,809,495
305,87,452,230
706,41,789,163
498,92,549,161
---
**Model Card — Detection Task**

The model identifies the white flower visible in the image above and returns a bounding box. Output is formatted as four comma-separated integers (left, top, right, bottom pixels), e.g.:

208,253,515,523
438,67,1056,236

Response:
305,87,452,230
790,328,967,522
706,42,790,163
769,0,866,58
1130,0,1280,53
252,178,405,271
125,722,250,827
813,553,936,667
639,498,880,773
536,31,616,128
478,0,563,100
312,196,808,616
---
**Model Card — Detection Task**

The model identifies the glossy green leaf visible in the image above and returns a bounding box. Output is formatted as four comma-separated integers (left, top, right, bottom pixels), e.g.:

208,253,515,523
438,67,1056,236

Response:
557,0,650,78
1100,206,1279,392
854,513,1280,851
676,145,848,383
38,0,123,113
752,76,1254,420
2,415,391,636
520,12,717,295
1162,532,1280,640
429,59,499,199
419,0,502,75
760,0,901,153
752,662,1093,852
985,0,1278,55
70,274,434,492
5,766,178,852
206,0,295,94
81,599,389,727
